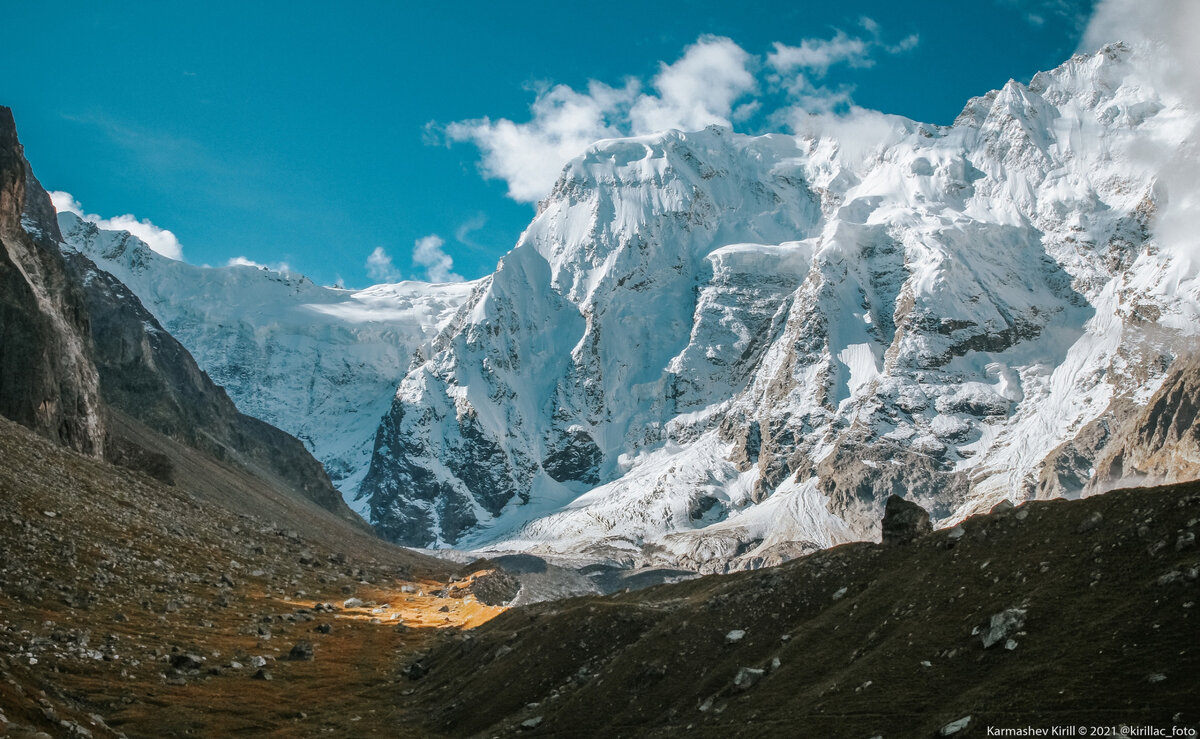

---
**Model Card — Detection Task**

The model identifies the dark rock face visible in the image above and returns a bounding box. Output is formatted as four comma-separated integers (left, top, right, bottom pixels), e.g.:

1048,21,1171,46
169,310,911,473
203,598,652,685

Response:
880,495,932,545
542,428,603,485
1087,352,1200,492
59,251,363,526
0,106,361,528
0,106,104,455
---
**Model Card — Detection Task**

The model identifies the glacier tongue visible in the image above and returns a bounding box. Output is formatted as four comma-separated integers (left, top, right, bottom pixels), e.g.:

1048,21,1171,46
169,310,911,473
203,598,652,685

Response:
57,213,477,515
362,42,1200,568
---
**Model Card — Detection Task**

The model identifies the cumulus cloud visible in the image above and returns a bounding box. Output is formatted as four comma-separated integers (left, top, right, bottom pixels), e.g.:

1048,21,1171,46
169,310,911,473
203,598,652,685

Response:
365,246,400,282
767,18,919,116
226,255,293,274
50,191,185,261
766,33,872,77
442,26,917,203
412,235,463,283
444,80,637,203
1081,0,1200,267
627,36,757,134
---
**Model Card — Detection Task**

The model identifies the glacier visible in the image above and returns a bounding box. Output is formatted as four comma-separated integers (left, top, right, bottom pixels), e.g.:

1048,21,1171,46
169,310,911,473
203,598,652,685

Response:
58,213,476,515
62,42,1200,571
359,42,1199,569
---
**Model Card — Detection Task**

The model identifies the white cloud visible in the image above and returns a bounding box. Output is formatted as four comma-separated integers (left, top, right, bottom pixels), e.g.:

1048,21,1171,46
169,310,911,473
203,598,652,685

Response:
767,18,919,117
1081,0,1200,267
767,33,872,77
226,255,293,274
443,26,917,203
412,234,463,283
445,80,638,203
365,246,400,282
50,190,185,261
628,36,757,134
454,213,488,251
227,256,265,268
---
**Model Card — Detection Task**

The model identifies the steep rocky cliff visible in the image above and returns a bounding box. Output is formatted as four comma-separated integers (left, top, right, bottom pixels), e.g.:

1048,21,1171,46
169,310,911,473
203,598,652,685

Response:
0,106,365,528
0,106,104,455
1087,353,1200,491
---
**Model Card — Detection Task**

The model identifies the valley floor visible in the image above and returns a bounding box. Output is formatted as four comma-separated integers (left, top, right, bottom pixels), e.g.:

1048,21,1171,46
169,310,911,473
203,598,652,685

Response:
1,416,1198,737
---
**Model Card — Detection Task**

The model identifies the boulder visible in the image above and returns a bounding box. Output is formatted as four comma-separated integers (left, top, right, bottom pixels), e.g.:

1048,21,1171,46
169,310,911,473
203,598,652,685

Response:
881,495,932,545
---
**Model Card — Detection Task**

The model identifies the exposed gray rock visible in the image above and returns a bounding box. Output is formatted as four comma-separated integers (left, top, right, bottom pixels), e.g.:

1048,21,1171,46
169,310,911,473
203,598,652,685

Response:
881,495,932,545
982,608,1027,648
733,667,764,691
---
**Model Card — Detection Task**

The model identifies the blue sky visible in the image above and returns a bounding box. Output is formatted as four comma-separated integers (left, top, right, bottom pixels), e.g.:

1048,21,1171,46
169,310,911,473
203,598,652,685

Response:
0,1,1098,287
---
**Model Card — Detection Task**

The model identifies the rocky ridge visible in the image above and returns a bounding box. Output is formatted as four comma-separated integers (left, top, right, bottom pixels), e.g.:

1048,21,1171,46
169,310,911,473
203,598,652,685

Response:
360,42,1200,567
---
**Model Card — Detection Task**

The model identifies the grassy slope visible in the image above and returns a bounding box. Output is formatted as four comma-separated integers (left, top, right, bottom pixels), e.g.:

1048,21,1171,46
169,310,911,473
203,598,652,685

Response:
1,411,1197,737
414,482,1200,737
0,416,483,738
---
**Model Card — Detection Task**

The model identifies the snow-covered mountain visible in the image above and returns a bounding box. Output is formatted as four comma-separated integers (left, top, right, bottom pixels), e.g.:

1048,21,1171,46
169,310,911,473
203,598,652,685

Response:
360,42,1199,569
58,213,476,514
62,42,1200,570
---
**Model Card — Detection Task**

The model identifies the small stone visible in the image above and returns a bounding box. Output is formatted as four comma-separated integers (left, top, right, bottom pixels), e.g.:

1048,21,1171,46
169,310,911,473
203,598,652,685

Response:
733,667,764,691
315,623,332,634
343,597,365,609
1004,639,1018,651
982,608,1027,648
252,669,272,681
520,716,543,730
169,653,204,671
832,587,848,600
1077,511,1103,533
725,629,746,644
1148,672,1166,683
288,642,314,661
947,525,966,540
1176,532,1196,551
1015,508,1029,521
940,716,971,735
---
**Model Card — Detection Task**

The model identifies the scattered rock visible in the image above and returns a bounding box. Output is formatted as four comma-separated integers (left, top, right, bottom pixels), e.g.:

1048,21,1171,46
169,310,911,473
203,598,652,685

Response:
989,499,1015,514
940,716,971,735
343,597,365,609
520,716,543,730
733,667,765,691
288,642,314,661
881,495,932,545
170,653,205,671
315,623,332,634
252,669,272,681
982,608,1027,649
1077,511,1103,533
725,629,746,644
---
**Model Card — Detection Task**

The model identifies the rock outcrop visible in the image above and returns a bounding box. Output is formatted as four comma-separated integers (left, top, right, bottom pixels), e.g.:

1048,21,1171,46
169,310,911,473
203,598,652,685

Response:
0,106,104,455
880,495,932,545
